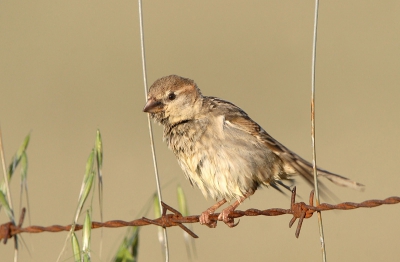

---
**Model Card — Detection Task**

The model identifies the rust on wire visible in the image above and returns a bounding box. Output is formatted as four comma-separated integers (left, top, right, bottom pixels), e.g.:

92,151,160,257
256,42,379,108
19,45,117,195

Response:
1,187,399,243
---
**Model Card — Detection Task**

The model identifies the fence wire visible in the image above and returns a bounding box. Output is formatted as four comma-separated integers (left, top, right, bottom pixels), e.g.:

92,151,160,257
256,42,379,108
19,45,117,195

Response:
1,187,399,243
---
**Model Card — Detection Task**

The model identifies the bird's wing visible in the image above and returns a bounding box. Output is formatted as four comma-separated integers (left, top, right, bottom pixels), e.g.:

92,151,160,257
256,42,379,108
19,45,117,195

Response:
208,97,364,191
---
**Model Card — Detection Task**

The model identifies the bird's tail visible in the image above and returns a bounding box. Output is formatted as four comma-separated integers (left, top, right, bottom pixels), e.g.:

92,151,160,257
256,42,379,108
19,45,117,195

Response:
317,169,365,191
285,153,365,191
260,129,365,192
279,144,365,191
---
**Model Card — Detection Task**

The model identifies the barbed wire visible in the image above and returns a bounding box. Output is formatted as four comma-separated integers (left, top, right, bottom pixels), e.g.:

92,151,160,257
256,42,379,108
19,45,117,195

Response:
1,187,399,243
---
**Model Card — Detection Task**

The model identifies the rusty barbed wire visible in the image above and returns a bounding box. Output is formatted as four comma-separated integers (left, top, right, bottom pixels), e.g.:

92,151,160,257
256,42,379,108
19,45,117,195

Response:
1,186,399,243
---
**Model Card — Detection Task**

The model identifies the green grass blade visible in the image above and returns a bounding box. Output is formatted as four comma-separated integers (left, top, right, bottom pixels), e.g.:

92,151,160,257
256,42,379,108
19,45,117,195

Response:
95,130,104,258
114,227,140,262
95,131,103,213
95,130,103,170
0,134,30,213
82,210,92,261
19,152,31,219
75,170,94,223
71,232,81,262
114,192,159,262
0,190,13,219
20,152,28,182
84,149,95,183
7,134,30,180
75,150,95,223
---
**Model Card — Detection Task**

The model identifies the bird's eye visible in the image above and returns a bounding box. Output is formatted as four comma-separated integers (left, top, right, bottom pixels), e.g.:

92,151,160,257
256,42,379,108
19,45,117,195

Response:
168,93,176,101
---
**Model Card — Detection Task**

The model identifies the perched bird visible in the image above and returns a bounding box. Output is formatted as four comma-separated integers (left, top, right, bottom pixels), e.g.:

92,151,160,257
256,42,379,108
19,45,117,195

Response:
143,75,364,227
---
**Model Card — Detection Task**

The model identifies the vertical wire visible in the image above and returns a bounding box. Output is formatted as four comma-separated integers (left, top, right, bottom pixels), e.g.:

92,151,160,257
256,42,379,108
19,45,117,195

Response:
137,1,169,261
311,1,327,261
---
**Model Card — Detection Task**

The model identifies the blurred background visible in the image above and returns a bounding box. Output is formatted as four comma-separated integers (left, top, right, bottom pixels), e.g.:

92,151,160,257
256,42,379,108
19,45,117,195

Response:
1,1,399,261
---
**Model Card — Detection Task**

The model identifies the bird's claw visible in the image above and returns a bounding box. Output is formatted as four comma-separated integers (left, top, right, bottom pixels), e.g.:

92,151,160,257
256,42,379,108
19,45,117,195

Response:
218,208,240,228
199,210,217,228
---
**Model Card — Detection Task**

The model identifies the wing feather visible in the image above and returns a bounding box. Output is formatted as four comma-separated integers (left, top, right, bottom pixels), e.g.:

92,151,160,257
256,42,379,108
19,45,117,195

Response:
208,96,365,191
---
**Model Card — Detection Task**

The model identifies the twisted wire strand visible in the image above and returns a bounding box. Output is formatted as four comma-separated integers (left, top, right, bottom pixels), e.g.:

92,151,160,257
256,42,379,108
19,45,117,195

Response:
1,187,399,243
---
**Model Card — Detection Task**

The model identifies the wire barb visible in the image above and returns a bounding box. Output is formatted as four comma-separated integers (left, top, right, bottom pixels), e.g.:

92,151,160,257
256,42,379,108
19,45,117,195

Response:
0,208,26,244
1,188,399,243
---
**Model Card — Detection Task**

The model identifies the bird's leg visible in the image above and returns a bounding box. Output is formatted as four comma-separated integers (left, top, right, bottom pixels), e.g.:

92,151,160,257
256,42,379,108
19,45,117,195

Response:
218,192,253,227
199,198,227,228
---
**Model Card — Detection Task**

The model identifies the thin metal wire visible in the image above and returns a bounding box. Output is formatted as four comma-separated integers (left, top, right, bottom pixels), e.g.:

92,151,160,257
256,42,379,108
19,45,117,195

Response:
310,1,326,261
137,1,169,261
3,190,400,242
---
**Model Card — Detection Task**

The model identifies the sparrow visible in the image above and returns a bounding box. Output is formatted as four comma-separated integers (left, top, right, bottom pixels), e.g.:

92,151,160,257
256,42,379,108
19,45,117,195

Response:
143,75,364,227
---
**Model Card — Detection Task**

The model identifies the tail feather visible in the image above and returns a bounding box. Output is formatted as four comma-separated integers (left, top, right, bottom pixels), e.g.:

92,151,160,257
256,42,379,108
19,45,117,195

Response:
259,129,365,193
317,169,365,191
276,147,365,193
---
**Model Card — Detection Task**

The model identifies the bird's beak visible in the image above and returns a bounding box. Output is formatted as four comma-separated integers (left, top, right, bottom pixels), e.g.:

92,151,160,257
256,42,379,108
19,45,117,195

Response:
143,98,164,113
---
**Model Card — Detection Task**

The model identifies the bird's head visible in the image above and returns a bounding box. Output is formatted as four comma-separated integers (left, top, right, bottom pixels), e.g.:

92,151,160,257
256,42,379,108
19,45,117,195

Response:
143,75,203,125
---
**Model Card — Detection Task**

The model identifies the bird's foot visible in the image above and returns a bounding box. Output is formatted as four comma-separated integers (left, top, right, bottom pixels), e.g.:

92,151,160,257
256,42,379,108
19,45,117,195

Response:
199,208,218,228
199,198,228,228
217,193,253,228
218,206,240,228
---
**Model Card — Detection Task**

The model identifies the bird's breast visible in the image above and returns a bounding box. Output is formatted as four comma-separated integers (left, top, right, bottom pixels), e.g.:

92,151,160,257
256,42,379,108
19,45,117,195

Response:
163,116,275,201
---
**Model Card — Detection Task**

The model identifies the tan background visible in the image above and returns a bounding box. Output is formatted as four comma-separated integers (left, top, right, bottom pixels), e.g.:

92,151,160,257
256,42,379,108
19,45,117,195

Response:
1,1,399,261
